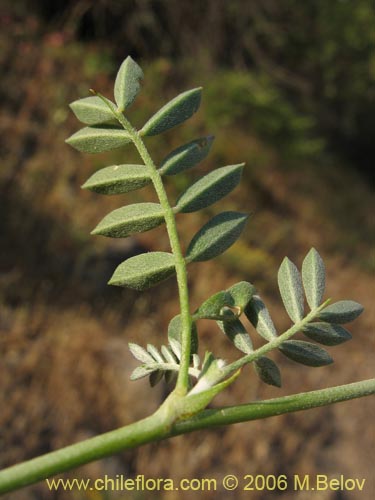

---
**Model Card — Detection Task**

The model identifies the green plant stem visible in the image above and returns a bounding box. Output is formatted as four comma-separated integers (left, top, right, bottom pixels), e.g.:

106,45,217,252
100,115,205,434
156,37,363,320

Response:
0,378,374,495
173,378,375,433
110,106,192,395
0,403,172,495
224,300,331,376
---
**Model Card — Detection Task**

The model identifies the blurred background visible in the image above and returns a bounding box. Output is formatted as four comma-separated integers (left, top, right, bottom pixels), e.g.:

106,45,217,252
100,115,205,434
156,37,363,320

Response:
0,1,374,499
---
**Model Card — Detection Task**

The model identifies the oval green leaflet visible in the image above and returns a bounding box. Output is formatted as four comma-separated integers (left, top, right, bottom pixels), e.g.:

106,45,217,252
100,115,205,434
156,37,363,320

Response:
109,251,175,290
130,365,158,381
66,125,132,154
279,340,333,367
302,322,352,346
245,295,278,341
128,343,155,364
114,55,144,111
168,315,198,355
254,357,281,388
82,164,151,195
302,247,325,309
278,257,304,323
186,211,249,262
69,96,116,125
91,203,165,238
159,136,214,175
140,88,202,136
318,301,364,324
175,164,244,213
147,344,165,363
217,311,253,354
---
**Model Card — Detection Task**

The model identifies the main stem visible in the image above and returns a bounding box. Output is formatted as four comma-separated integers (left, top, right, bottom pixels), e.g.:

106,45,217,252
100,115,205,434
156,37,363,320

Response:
1,379,374,495
113,110,192,394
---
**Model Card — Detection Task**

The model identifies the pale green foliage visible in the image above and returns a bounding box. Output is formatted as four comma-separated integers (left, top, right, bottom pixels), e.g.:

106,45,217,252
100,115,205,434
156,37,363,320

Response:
70,96,116,125
226,282,256,312
319,301,364,324
108,252,175,290
66,125,131,153
302,323,352,346
160,136,214,175
245,295,278,341
195,291,232,320
66,56,364,393
168,315,198,355
254,357,281,388
82,164,151,195
128,338,228,392
114,56,144,111
186,212,249,262
217,312,254,354
140,88,202,136
279,340,333,367
278,257,304,322
0,50,371,499
175,164,244,213
302,247,325,309
92,203,164,238
194,282,255,320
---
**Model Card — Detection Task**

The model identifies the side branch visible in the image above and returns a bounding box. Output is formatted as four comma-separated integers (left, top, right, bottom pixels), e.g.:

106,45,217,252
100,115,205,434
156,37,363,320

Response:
172,378,375,434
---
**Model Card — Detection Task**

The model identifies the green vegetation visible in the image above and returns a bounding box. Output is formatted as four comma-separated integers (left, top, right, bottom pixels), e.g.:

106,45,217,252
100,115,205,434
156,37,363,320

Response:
1,3,374,497
0,55,373,495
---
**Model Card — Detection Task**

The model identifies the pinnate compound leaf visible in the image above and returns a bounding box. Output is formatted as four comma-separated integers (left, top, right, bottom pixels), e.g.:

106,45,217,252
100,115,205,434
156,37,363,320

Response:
175,164,244,213
66,126,131,153
186,211,249,262
69,96,116,125
302,322,352,346
128,343,154,364
161,345,178,364
279,340,333,367
254,357,281,388
195,291,232,319
114,56,144,111
82,165,151,195
226,281,255,312
160,136,214,175
168,315,198,355
147,344,164,363
140,88,202,136
278,257,304,323
168,338,182,360
108,252,175,290
217,312,253,354
130,365,158,381
245,295,278,341
318,301,364,324
91,203,164,238
302,248,325,309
